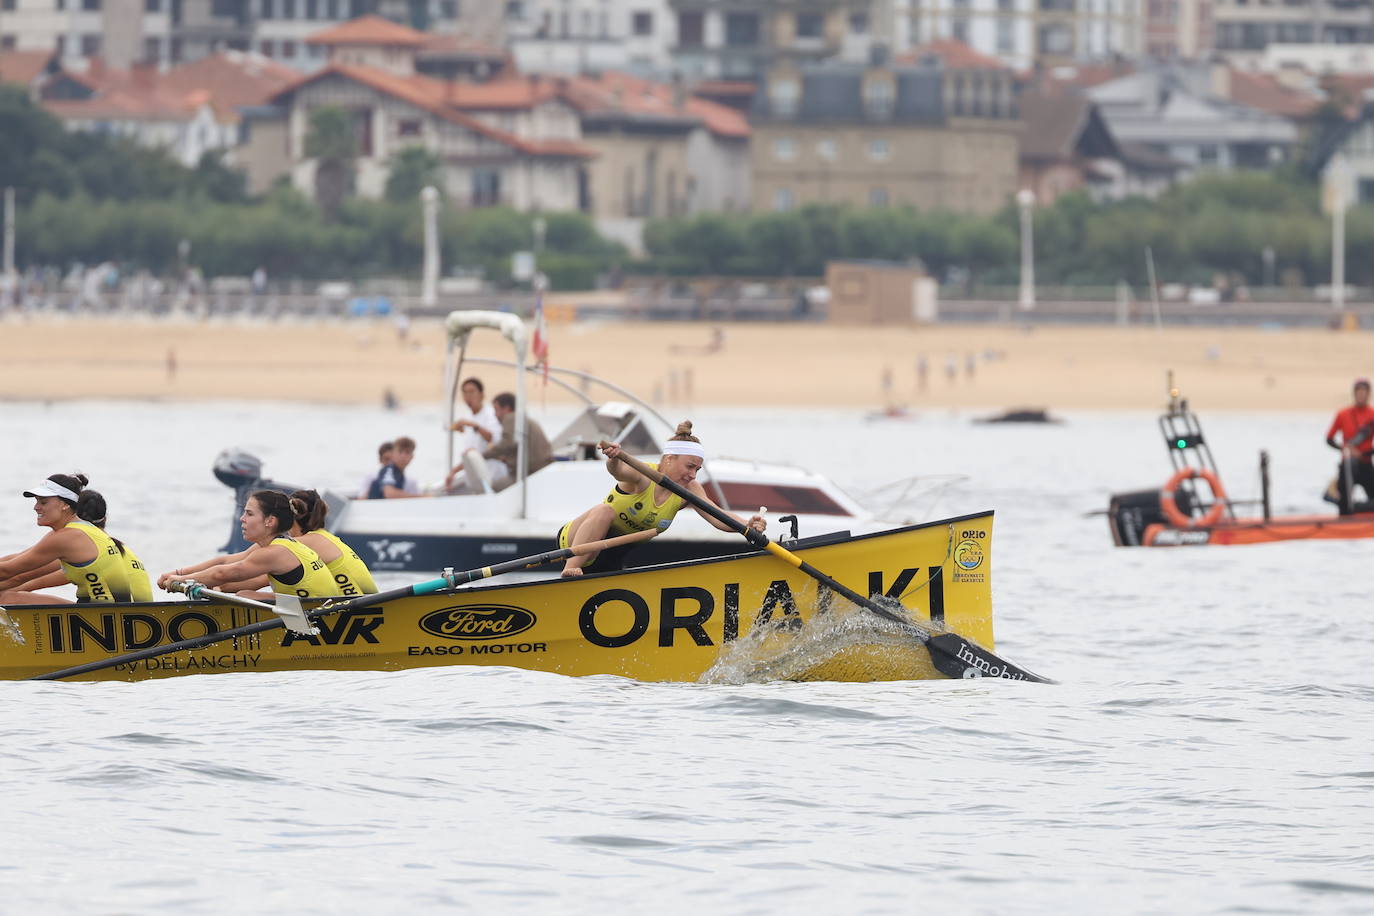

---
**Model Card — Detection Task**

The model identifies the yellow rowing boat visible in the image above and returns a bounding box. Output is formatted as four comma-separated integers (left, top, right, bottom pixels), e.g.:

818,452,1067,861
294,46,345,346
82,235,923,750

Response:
0,513,999,683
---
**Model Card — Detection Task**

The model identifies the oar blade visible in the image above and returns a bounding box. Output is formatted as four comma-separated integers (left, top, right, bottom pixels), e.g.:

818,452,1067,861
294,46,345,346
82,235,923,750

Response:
926,633,1054,683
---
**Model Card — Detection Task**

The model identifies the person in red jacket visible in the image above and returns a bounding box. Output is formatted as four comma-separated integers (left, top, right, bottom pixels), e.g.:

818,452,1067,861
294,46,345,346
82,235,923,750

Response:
1326,378,1374,514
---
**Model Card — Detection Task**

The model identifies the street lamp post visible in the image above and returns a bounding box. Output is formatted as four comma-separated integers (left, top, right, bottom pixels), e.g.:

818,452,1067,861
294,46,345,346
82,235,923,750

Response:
1330,157,1348,312
1262,245,1275,288
420,185,439,309
1016,188,1036,311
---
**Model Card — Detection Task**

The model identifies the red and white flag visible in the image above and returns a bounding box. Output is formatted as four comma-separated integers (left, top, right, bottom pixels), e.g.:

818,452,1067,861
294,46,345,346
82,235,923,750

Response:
531,278,549,383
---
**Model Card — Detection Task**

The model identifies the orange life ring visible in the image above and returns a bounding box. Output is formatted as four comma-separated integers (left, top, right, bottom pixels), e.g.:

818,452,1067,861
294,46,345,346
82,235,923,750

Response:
1160,468,1228,528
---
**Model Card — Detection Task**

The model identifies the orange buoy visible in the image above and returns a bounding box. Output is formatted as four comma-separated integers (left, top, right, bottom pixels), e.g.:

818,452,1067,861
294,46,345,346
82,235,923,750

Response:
1160,468,1227,528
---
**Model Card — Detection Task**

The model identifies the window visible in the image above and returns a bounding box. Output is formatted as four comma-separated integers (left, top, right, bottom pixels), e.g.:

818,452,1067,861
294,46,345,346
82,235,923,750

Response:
260,38,275,55
472,168,501,207
145,0,161,11
817,138,837,161
1359,178,1374,204
305,0,317,17
725,12,759,46
326,0,339,16
398,118,422,137
796,12,823,38
260,0,273,17
281,39,297,57
997,18,1014,51
439,0,456,17
773,137,796,161
169,36,182,61
869,138,889,160
1037,22,1073,53
81,33,101,55
678,11,703,46
774,188,795,212
282,0,295,17
0,35,15,50
82,0,100,9
863,79,895,118
869,187,889,208
56,0,65,10
952,16,969,41
1197,144,1219,165
770,78,799,117
715,482,849,515
849,11,868,32
632,10,652,35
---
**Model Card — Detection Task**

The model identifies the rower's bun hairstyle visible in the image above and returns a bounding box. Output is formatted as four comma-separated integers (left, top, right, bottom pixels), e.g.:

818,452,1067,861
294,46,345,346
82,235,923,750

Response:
289,489,329,532
251,490,294,536
48,473,128,555
670,420,700,443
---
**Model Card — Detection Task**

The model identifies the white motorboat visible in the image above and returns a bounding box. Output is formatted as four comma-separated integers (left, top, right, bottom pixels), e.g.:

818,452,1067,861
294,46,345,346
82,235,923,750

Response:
217,310,895,573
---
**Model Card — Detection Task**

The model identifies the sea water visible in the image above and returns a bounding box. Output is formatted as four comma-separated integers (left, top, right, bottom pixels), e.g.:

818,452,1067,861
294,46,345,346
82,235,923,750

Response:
3,401,1373,914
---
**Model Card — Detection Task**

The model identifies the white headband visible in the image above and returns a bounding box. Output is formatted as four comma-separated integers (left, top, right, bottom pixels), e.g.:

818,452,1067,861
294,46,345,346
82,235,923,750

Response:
23,480,80,503
663,441,706,460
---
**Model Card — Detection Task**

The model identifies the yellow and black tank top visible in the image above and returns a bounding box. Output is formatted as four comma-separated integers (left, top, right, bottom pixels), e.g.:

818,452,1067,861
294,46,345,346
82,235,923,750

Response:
310,529,378,596
59,521,133,602
122,544,153,602
266,536,337,598
603,464,687,535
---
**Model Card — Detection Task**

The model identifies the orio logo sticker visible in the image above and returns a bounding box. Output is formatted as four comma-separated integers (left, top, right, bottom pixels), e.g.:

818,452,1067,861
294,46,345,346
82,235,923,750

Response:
954,538,985,571
419,605,536,640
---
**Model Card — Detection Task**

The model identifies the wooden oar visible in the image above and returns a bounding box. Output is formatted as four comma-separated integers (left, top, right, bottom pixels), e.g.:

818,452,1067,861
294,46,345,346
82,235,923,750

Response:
604,443,1051,683
29,529,657,682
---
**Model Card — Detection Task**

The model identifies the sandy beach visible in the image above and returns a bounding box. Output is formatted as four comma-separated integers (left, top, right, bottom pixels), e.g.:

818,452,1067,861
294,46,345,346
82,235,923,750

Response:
1,314,1370,409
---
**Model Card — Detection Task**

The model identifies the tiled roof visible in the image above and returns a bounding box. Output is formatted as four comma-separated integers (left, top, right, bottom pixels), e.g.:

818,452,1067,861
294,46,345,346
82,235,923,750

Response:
1036,63,1135,95
44,87,204,122
1228,70,1322,120
0,49,56,86
898,38,1010,71
439,75,562,109
563,70,749,138
271,64,596,159
305,15,429,47
163,51,299,120
1019,89,1120,161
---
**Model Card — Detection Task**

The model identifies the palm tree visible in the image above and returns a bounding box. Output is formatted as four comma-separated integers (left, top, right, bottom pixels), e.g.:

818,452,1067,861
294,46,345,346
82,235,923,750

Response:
305,106,358,221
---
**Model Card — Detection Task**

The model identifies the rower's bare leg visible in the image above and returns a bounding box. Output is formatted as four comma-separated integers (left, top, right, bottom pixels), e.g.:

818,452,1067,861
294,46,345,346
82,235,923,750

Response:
561,504,615,577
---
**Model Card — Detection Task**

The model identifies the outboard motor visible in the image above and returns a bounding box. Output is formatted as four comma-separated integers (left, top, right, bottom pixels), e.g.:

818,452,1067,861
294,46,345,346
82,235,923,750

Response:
1107,487,1195,547
213,449,346,553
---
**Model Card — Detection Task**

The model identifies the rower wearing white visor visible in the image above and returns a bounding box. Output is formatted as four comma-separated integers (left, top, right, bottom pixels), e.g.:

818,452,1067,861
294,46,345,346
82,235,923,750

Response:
557,420,766,577
0,473,148,604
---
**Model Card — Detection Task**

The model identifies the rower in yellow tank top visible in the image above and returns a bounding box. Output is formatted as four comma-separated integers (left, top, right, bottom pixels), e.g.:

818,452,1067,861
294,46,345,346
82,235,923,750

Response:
601,464,686,535
309,528,378,596
121,545,154,602
58,521,134,602
267,536,337,598
556,422,768,577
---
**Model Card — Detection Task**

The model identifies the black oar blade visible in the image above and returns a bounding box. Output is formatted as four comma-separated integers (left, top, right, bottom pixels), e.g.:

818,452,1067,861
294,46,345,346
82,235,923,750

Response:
926,633,1054,683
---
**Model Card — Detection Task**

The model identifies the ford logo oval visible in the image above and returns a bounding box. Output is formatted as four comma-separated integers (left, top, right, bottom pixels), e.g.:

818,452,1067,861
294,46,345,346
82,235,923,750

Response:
418,604,537,641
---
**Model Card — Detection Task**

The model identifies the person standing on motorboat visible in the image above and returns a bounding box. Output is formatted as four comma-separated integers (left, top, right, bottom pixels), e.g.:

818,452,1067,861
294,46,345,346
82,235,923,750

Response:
367,436,421,499
158,490,336,599
556,421,767,577
448,377,502,455
1326,378,1374,514
445,392,554,493
0,474,149,605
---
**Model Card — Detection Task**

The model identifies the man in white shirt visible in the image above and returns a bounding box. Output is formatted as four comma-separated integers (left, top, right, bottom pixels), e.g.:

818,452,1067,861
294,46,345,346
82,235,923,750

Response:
450,377,501,453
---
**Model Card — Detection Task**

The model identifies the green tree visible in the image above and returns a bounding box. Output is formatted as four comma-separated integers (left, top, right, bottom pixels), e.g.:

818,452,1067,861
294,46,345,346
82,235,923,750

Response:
384,146,444,203
305,106,358,221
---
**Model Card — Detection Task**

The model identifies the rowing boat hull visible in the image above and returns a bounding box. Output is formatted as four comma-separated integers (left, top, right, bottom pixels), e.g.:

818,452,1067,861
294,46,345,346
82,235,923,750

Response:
1141,514,1374,546
0,513,995,683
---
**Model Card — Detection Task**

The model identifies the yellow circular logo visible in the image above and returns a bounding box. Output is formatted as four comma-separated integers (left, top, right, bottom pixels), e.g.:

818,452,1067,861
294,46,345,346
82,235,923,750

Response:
954,538,984,571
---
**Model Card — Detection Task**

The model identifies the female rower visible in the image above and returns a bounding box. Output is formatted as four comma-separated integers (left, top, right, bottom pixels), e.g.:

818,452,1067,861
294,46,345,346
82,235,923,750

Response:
287,489,378,596
0,474,151,605
557,421,766,577
159,490,335,599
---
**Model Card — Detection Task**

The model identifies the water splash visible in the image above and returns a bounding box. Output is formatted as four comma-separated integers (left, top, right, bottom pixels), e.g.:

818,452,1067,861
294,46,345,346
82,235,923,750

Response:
700,591,940,685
